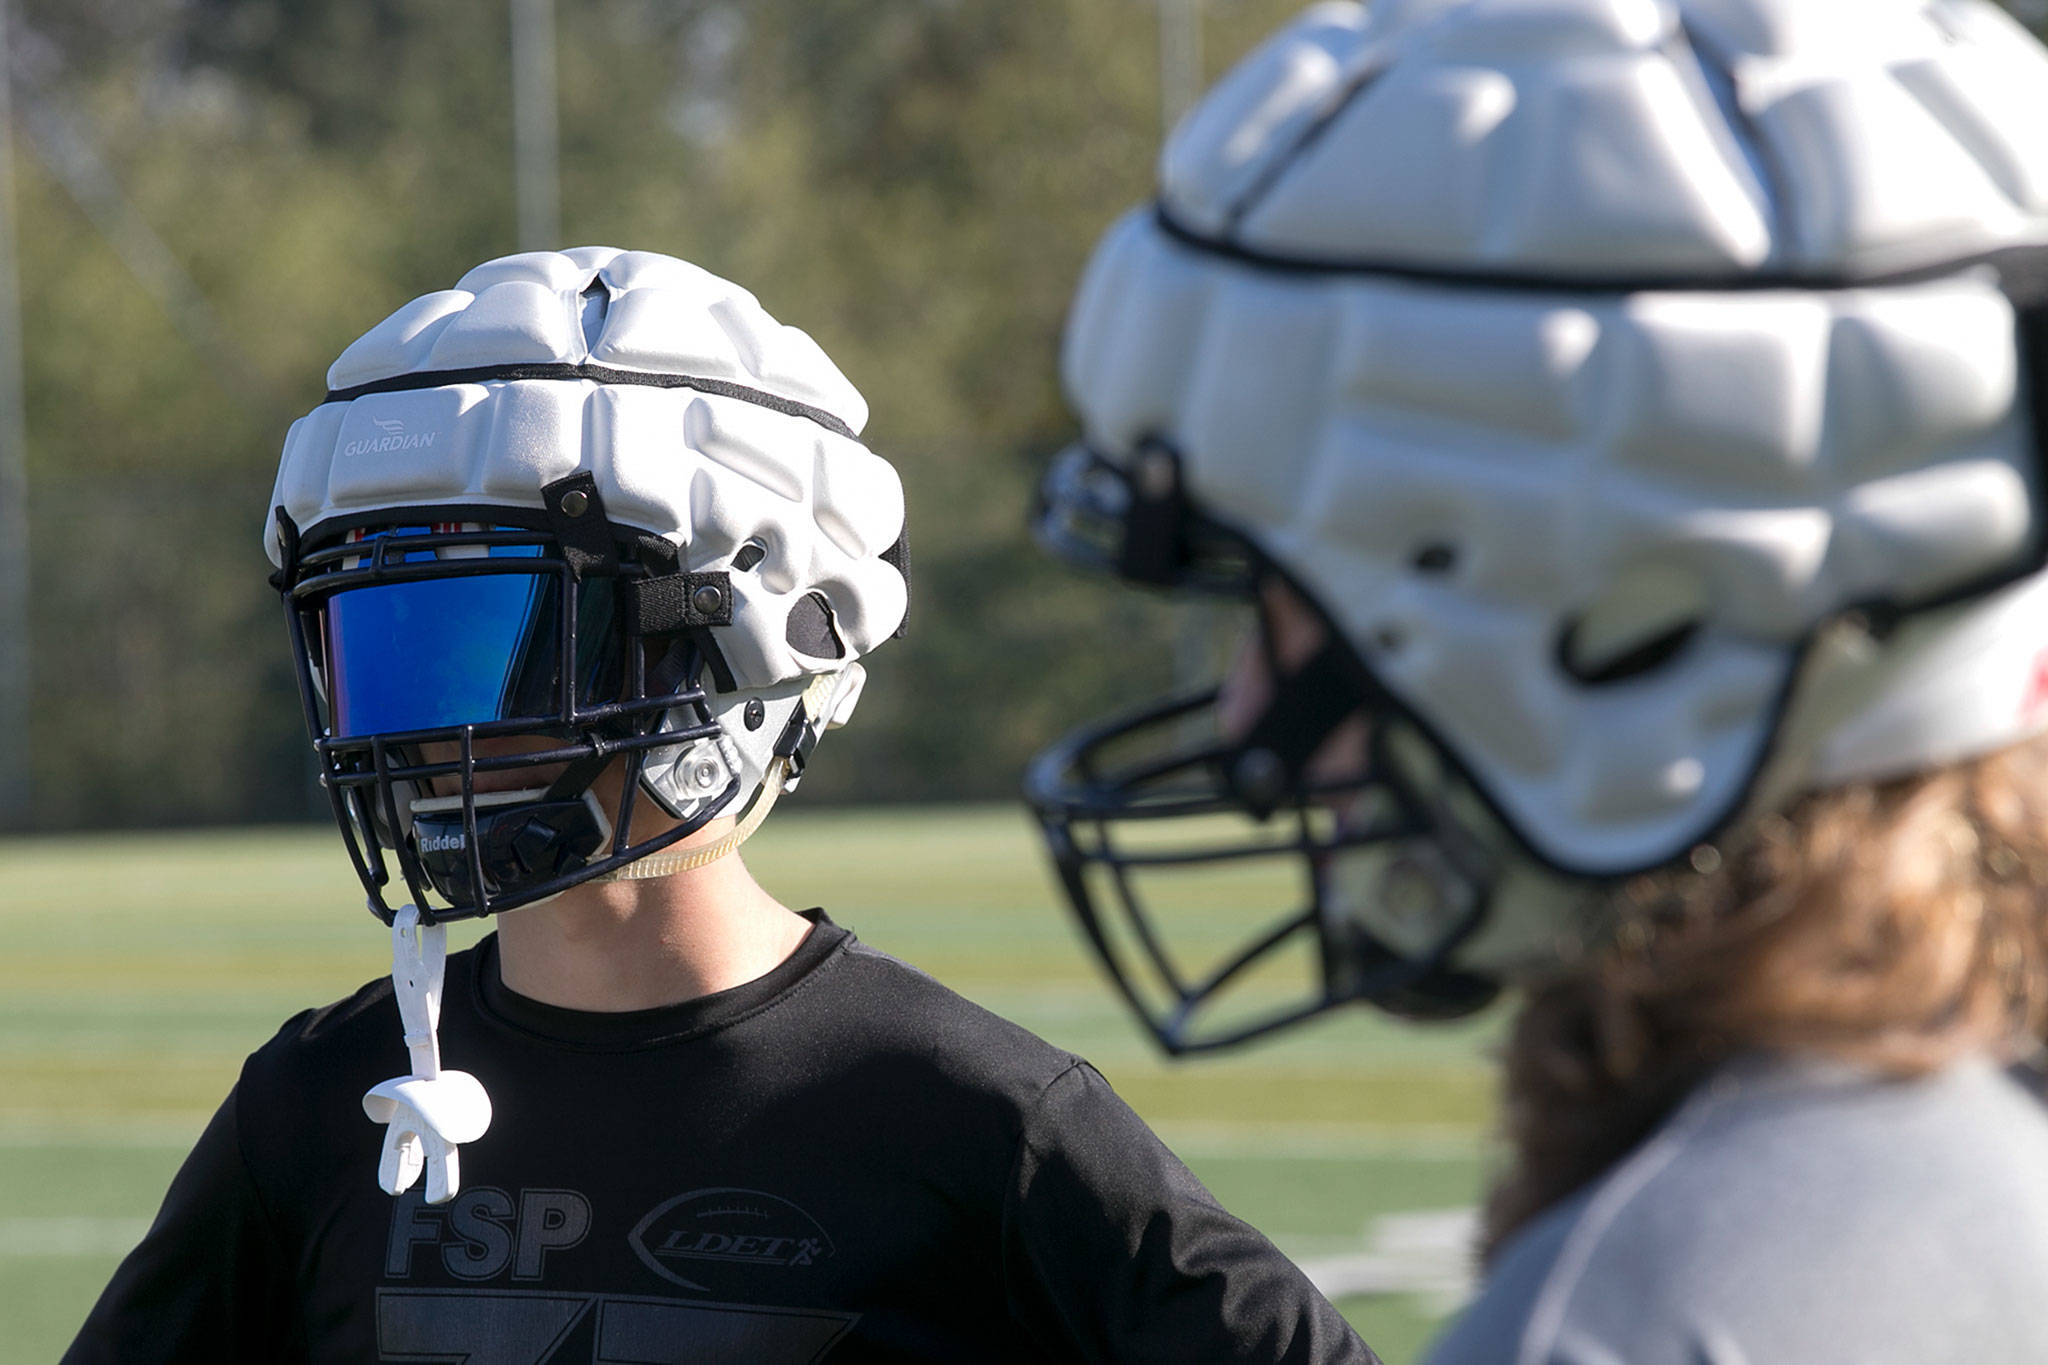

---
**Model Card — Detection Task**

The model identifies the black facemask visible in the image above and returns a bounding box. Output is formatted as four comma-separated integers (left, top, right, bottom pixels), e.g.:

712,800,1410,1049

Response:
276,483,741,925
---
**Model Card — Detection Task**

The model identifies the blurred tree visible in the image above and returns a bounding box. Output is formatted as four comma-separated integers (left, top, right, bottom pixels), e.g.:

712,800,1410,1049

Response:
20,0,2036,829
6,0,1306,829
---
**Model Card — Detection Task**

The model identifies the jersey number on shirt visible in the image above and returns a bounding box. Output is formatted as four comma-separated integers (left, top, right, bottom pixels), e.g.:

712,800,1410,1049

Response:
376,1287,858,1364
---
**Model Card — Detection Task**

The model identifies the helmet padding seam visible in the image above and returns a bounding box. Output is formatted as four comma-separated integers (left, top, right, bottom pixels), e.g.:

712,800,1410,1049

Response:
322,361,857,440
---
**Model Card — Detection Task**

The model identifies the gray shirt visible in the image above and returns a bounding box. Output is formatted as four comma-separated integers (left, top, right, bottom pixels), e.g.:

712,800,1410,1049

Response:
1425,1055,2048,1365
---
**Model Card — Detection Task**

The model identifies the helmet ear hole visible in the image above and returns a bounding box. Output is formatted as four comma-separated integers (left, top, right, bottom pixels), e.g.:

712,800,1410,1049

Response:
784,592,845,660
1410,541,1458,575
1558,564,1710,686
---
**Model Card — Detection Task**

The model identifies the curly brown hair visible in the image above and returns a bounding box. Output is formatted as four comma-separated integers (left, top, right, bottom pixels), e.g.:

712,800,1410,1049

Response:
1482,736,2048,1261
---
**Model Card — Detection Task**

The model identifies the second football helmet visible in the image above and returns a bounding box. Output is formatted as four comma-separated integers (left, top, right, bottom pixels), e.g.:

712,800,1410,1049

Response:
1030,0,2048,1050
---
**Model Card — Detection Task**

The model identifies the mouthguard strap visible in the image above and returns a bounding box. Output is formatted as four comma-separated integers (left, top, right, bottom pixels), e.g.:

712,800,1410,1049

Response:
362,903,493,1204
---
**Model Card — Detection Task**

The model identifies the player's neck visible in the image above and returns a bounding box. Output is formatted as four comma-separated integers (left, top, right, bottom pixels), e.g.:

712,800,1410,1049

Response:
491,821,810,1013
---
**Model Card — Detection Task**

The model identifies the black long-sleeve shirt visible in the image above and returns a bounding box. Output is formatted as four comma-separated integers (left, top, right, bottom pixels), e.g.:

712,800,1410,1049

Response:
65,912,1377,1364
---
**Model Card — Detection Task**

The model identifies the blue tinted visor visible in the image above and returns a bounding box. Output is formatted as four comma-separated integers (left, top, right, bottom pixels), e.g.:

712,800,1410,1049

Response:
318,538,621,739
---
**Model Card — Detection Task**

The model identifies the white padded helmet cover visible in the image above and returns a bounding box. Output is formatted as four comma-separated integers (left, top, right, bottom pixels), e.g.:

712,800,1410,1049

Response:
266,246,907,690
1160,0,2048,276
1064,0,2048,876
265,247,907,820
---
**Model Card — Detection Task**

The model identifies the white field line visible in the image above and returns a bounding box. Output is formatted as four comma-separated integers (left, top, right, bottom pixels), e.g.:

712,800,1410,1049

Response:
1294,1206,1479,1311
0,1117,208,1148
0,1216,151,1257
1153,1120,1489,1160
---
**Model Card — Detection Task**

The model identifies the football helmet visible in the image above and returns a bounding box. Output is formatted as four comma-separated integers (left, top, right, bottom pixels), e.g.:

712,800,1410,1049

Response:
1028,0,2048,1052
268,246,908,924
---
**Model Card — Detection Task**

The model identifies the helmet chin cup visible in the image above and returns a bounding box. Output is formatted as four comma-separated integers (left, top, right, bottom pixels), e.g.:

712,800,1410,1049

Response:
1318,843,1501,1021
407,789,613,909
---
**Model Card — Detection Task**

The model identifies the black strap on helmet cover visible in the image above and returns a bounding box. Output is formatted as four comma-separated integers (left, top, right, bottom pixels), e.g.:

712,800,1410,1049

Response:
1119,439,1193,586
2005,255,2048,502
540,472,619,579
323,362,858,442
620,572,735,634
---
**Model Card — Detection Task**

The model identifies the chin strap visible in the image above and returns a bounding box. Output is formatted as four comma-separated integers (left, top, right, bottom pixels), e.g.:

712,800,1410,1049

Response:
599,671,844,883
598,754,793,881
361,904,493,1204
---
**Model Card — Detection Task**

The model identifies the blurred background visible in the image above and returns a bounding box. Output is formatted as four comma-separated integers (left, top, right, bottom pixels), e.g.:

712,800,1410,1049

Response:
4,2,2043,1362
0,0,1329,832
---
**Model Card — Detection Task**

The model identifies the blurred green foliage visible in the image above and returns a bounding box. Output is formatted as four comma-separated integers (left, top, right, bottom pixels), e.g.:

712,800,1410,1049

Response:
14,0,2043,829
7,0,1304,828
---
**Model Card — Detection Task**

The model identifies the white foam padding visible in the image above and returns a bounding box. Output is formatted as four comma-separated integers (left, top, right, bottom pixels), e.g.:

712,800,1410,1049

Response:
266,248,907,693
1064,211,2044,874
1159,0,2048,277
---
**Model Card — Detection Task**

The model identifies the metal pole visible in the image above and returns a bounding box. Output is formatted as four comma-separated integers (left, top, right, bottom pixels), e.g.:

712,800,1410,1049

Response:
0,0,31,827
1159,0,1203,135
511,0,560,252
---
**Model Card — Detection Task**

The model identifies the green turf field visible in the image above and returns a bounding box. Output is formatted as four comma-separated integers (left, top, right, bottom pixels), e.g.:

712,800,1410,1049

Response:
0,807,1501,1363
